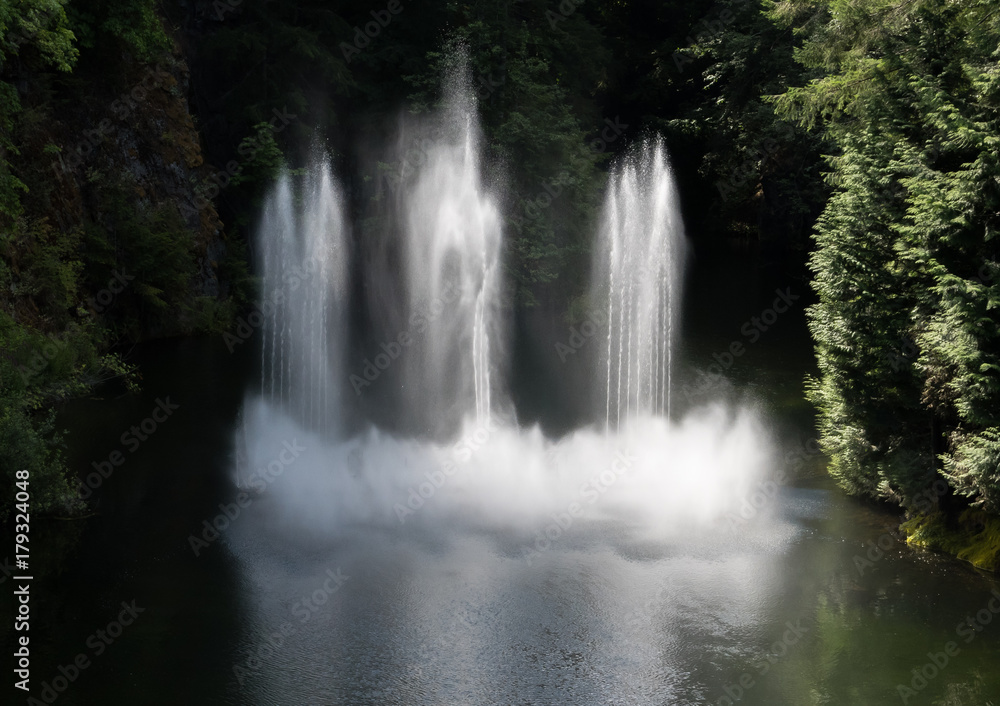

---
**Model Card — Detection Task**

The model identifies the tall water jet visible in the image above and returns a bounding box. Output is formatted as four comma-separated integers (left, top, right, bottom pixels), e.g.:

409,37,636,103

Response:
595,139,686,429
397,64,503,431
257,159,349,433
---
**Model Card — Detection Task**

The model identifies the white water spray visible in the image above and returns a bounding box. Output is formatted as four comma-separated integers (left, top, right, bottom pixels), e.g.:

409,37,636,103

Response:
256,160,349,434
399,72,502,429
596,140,685,428
234,63,773,541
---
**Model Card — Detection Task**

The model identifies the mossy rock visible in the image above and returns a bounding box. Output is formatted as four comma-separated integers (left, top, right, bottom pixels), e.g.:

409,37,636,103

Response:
901,510,1000,572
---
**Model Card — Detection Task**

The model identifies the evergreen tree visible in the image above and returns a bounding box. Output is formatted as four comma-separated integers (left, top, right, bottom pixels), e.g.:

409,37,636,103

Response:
772,0,1000,513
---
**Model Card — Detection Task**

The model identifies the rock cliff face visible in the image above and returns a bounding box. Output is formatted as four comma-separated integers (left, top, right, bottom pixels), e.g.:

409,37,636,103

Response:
0,13,249,520
74,53,223,298
11,32,233,339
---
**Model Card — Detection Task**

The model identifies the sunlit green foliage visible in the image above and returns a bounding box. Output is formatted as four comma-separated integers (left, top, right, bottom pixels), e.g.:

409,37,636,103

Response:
773,0,1000,513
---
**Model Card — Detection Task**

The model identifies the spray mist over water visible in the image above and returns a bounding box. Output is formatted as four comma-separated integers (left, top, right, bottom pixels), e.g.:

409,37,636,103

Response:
234,66,774,541
241,403,772,538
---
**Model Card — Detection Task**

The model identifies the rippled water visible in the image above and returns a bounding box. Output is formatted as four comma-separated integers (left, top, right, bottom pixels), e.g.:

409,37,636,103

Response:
218,478,1000,705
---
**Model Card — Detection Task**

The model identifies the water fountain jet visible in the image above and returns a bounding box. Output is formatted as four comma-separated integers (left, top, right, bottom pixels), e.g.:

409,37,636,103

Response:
395,67,504,433
594,139,686,429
